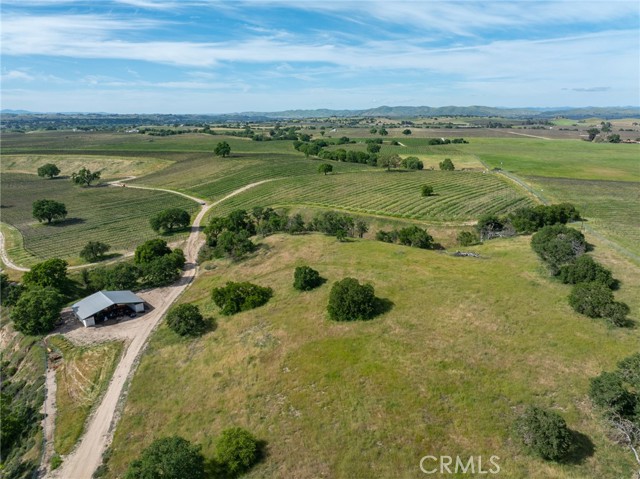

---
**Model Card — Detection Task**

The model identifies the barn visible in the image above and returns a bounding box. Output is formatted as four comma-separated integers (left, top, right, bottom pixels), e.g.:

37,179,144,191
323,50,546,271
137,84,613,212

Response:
72,290,145,327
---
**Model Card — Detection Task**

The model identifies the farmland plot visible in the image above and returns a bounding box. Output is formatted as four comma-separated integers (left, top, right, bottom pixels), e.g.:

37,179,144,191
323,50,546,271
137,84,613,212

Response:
1,173,198,264
211,170,535,221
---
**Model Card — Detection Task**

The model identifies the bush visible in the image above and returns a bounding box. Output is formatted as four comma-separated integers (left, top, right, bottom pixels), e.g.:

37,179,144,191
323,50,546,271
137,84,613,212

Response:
211,282,273,315
215,427,260,476
558,255,615,288
531,225,586,273
125,436,205,479
166,304,205,336
396,226,433,249
568,282,614,318
293,266,322,291
402,156,423,170
214,230,256,260
421,185,434,196
589,371,636,417
457,231,480,246
514,406,572,461
327,277,377,321
79,241,110,263
439,158,455,171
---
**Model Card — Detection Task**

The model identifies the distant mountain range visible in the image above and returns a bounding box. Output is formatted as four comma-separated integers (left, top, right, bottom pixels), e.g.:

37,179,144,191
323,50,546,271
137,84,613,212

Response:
2,105,639,120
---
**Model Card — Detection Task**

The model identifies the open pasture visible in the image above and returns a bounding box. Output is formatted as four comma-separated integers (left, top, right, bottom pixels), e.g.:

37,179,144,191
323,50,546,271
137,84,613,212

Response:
456,138,640,181
210,170,535,221
106,233,640,479
1,173,198,264
527,176,640,259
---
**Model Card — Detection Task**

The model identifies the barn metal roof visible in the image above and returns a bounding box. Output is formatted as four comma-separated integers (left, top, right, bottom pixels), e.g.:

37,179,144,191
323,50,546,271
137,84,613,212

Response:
72,290,144,320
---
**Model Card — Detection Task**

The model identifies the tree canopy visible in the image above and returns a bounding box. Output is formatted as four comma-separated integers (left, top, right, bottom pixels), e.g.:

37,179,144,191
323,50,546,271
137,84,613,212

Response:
293,266,323,291
166,303,206,336
514,406,572,461
134,239,172,264
215,427,260,476
327,277,377,322
211,281,273,315
71,167,101,186
214,141,231,157
11,287,64,336
439,158,455,171
150,208,191,233
79,241,110,263
318,163,333,175
23,258,68,290
32,199,67,224
37,163,60,179
125,436,205,479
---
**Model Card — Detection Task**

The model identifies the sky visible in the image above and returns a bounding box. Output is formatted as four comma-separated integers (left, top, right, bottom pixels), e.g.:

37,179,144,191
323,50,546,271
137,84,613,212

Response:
1,0,639,113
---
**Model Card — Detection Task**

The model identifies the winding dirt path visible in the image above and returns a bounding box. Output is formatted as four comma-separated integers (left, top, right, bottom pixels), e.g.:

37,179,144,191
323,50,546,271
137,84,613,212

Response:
0,230,30,272
45,180,273,479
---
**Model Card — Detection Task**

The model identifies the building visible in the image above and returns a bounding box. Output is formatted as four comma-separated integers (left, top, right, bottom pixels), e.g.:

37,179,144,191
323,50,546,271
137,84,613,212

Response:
72,290,145,327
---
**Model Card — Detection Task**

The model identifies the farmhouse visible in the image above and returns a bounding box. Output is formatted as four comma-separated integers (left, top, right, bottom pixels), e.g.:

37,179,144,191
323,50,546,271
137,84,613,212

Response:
72,290,145,327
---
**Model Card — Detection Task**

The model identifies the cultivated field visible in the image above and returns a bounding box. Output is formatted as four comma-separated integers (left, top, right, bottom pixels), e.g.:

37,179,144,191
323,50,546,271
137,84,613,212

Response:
106,233,640,479
212,170,534,221
1,173,198,265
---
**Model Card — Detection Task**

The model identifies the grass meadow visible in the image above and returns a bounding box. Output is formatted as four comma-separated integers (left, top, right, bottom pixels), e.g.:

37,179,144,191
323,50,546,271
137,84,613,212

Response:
106,233,640,479
48,336,124,455
1,173,198,265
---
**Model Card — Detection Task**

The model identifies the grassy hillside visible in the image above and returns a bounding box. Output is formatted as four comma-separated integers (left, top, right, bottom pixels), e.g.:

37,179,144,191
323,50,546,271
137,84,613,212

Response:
106,234,639,479
0,173,198,265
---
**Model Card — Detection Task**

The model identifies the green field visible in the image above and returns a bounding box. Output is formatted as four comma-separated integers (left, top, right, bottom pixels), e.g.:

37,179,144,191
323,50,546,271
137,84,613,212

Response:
211,170,534,221
1,173,199,265
106,233,640,479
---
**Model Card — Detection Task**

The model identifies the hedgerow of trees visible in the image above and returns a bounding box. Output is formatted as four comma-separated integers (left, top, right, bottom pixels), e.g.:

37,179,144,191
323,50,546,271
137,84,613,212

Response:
376,225,434,249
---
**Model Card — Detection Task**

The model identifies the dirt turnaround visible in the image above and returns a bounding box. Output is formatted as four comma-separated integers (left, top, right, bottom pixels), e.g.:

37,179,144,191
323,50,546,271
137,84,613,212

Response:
45,180,272,479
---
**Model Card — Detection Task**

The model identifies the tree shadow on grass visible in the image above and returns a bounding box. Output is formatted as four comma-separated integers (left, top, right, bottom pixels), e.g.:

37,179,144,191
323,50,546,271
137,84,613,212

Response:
50,217,85,227
373,297,394,317
559,430,595,465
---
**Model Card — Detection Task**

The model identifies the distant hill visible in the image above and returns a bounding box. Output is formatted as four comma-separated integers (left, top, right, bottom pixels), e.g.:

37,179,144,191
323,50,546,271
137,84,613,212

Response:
242,105,640,119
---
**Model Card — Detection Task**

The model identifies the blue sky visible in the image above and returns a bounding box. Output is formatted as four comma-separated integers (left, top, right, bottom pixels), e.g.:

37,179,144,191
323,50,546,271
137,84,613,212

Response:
1,0,638,113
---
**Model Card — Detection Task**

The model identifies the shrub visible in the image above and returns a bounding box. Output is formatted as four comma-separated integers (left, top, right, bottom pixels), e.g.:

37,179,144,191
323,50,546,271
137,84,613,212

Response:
215,427,260,476
531,225,586,273
514,406,572,461
125,436,205,479
214,230,256,260
589,371,636,417
396,226,433,249
568,282,615,318
166,304,205,336
402,156,423,170
558,255,615,288
439,158,455,171
211,282,273,315
375,230,397,243
457,231,480,246
327,278,377,321
293,266,322,291
421,185,434,197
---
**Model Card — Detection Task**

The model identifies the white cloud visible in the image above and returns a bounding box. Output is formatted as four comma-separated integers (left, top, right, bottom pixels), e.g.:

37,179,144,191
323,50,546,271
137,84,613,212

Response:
1,70,34,81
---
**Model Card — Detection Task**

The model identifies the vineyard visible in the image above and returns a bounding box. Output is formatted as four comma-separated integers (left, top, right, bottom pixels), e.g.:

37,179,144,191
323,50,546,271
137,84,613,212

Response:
211,170,535,221
1,173,198,264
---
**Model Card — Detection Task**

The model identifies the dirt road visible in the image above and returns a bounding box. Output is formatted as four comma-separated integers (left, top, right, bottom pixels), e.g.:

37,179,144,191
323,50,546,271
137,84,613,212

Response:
0,231,30,272
46,180,273,479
